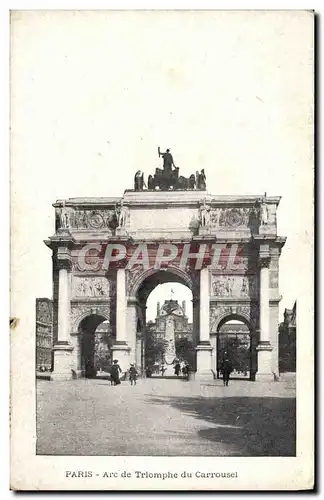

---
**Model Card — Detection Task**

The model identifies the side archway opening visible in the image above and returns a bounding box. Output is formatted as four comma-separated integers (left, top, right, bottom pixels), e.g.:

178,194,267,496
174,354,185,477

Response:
217,316,252,380
78,314,114,378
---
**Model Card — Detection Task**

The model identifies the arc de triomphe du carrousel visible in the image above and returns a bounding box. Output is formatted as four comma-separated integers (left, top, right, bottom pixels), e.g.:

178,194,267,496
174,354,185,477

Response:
44,148,286,381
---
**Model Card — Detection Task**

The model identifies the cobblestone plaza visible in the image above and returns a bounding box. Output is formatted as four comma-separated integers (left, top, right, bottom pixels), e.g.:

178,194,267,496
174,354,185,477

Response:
37,376,295,456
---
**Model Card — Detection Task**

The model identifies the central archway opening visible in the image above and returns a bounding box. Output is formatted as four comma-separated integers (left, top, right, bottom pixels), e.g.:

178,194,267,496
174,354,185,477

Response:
217,317,252,380
135,269,196,377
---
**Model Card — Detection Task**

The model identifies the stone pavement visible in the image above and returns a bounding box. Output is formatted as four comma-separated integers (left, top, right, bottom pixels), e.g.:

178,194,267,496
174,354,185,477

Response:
36,377,296,456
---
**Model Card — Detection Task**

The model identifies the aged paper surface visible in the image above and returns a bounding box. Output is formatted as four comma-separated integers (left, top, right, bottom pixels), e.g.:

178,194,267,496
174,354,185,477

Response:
10,10,314,490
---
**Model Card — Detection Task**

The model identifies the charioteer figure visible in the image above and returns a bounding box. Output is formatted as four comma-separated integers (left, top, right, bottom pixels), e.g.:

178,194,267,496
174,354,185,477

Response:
135,148,207,191
158,147,176,174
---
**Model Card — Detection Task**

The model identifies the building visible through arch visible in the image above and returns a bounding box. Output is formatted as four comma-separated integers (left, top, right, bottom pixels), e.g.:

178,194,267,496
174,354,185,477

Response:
153,299,193,342
42,158,286,381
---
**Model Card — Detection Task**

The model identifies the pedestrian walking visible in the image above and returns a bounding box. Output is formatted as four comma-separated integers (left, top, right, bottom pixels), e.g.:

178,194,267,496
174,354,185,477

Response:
221,358,233,386
129,363,138,386
110,359,122,385
182,362,190,380
160,365,166,377
174,362,181,376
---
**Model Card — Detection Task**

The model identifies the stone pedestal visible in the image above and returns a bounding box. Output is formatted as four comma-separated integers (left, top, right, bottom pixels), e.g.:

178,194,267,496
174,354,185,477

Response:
116,227,128,237
195,344,213,380
255,343,273,381
198,226,211,236
51,343,74,381
111,343,130,373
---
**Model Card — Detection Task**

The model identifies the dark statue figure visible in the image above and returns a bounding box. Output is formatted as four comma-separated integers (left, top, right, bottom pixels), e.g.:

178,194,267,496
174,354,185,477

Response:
189,174,196,189
158,147,176,173
147,174,155,190
134,170,146,191
196,169,206,190
133,148,207,191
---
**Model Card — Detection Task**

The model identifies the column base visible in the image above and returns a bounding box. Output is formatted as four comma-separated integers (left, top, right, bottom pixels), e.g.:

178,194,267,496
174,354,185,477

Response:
71,369,83,379
195,343,214,380
255,372,275,382
111,343,131,373
51,343,74,381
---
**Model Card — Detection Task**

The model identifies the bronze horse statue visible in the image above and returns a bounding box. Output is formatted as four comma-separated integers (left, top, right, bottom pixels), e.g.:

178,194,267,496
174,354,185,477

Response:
148,168,197,191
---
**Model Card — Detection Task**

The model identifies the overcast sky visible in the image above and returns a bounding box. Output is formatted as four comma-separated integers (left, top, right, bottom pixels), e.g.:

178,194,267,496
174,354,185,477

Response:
11,10,313,324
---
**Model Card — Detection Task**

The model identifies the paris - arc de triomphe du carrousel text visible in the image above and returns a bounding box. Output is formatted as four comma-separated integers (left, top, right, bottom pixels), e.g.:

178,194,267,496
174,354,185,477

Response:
45,148,286,381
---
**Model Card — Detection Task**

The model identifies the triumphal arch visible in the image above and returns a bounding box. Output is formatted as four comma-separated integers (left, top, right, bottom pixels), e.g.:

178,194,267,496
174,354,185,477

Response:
45,150,286,381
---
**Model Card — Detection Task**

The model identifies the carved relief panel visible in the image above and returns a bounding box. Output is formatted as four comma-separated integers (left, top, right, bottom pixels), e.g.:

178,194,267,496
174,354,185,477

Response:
210,305,232,333
72,276,110,298
211,275,257,298
36,299,53,324
209,303,259,333
126,266,145,296
209,207,251,229
56,208,117,232
269,253,279,288
70,303,111,333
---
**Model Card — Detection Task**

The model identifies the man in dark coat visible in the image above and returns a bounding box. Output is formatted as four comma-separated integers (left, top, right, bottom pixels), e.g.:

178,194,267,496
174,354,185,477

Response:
174,362,181,376
182,363,190,380
221,358,233,386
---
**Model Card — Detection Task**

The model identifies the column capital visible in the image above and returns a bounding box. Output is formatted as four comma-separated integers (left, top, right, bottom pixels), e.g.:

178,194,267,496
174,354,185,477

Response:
259,257,271,268
45,234,75,251
52,244,73,271
57,258,72,271
127,297,138,307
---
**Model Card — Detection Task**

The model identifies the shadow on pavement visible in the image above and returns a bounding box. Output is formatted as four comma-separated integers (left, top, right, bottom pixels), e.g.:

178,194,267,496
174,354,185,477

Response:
145,395,296,456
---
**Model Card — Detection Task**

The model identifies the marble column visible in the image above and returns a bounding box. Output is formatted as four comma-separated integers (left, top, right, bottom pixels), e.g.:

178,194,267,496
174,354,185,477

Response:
195,267,213,380
58,268,69,343
256,256,273,381
126,299,137,366
111,268,130,373
51,263,73,381
136,336,144,373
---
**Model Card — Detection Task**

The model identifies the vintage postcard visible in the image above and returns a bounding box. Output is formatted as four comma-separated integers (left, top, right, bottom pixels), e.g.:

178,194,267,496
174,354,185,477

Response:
10,10,314,491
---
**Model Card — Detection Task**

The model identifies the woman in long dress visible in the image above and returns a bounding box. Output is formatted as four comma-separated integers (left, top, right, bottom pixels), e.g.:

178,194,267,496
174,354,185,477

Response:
110,359,122,385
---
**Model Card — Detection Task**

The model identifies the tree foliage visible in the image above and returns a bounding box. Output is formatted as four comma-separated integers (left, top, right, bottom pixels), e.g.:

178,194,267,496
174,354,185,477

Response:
175,338,195,366
144,321,166,366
